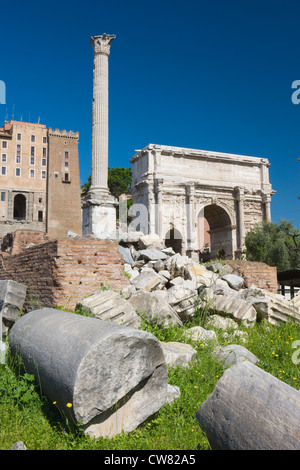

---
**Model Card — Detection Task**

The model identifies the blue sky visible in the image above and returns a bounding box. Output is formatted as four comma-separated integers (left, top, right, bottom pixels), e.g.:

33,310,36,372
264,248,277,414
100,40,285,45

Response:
1,0,300,228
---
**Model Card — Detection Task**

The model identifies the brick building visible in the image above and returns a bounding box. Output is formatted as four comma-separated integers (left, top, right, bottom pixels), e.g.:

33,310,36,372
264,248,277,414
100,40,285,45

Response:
0,120,82,239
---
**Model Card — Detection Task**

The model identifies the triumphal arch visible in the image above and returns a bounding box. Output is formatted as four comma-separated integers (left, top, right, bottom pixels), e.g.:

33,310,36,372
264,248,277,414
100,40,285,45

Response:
130,144,274,260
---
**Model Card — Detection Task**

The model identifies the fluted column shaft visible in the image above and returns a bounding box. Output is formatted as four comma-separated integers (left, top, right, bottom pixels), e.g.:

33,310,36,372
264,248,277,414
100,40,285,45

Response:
90,34,115,191
263,194,272,222
235,186,245,251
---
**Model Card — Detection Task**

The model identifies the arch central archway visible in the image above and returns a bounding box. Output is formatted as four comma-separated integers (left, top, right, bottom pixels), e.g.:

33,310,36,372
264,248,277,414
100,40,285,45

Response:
197,204,233,260
13,194,26,220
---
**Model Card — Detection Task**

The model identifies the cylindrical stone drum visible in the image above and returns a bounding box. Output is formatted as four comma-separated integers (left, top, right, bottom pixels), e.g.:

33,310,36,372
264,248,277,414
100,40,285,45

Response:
9,308,168,438
196,359,300,450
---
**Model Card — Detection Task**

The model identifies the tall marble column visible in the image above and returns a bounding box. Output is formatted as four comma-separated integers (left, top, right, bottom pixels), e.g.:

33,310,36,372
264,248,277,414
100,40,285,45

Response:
155,178,164,238
82,34,118,238
235,186,245,251
263,193,272,222
185,183,199,261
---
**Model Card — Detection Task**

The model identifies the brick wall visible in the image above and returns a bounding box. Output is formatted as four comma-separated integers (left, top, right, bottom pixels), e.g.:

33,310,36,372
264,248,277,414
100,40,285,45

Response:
1,230,49,255
0,237,130,312
225,260,277,293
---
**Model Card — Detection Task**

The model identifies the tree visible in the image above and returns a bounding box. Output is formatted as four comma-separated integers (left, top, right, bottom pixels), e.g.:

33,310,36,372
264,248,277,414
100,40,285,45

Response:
81,174,91,196
244,220,300,271
107,167,132,200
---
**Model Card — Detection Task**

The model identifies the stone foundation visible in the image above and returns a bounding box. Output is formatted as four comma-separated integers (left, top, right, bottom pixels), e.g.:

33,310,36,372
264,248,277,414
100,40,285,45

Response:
0,237,130,312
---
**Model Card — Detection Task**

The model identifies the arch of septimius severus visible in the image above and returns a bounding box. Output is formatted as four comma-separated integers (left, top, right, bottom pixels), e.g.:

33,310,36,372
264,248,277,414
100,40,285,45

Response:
130,144,275,261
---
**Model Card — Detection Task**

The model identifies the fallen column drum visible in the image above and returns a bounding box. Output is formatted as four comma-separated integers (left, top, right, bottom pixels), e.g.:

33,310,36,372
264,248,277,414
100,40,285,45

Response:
196,360,300,450
9,308,168,438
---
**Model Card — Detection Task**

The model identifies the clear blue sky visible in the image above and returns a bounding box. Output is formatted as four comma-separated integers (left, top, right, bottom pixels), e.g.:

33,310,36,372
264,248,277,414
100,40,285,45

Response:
1,0,300,228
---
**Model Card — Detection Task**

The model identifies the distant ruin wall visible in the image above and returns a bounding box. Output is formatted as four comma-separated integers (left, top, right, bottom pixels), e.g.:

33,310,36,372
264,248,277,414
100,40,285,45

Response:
0,237,130,312
225,260,277,293
1,230,49,255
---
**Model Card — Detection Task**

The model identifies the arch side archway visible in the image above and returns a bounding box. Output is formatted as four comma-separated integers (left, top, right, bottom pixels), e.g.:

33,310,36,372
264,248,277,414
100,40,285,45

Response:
164,227,183,254
196,203,234,260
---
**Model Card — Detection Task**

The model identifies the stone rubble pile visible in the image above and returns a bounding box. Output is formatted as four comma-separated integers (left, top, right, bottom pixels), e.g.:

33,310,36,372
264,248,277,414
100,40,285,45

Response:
77,233,300,331
3,232,300,446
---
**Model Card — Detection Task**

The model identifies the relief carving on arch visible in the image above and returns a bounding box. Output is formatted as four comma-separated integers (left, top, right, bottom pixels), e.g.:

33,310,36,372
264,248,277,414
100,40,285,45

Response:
244,199,264,230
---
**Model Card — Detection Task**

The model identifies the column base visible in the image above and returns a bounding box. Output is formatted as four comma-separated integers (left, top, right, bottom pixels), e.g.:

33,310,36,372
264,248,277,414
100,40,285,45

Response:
186,248,200,262
82,189,118,239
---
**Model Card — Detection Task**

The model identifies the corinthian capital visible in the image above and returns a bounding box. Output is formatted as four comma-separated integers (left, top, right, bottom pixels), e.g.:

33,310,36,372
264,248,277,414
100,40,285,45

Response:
91,34,116,56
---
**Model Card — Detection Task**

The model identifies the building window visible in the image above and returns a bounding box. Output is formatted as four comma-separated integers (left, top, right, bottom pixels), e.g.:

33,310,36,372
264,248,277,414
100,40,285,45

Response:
1,167,6,175
2,141,7,149
16,144,21,155
42,158,46,166
17,133,21,141
54,173,58,179
41,170,46,179
30,169,35,178
43,136,47,144
65,151,69,158
31,146,35,156
65,161,69,167
1,154,6,162
16,155,21,163
1,192,5,201
38,211,43,222
64,173,69,182
31,135,35,143
39,198,42,203
30,156,35,165
16,168,21,176
43,147,47,157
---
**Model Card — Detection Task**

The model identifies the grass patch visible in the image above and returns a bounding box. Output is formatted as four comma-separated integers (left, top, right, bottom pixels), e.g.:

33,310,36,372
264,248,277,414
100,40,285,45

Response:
1,312,300,450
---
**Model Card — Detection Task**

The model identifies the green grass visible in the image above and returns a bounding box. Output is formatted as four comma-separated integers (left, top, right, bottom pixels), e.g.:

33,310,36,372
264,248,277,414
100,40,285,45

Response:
1,312,300,450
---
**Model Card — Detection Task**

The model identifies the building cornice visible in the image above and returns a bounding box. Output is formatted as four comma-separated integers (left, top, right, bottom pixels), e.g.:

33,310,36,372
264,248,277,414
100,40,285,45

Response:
48,128,79,139
130,143,270,168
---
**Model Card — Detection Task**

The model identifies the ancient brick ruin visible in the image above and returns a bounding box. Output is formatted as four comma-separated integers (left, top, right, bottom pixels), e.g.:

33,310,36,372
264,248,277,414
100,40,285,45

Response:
0,232,129,312
225,260,278,293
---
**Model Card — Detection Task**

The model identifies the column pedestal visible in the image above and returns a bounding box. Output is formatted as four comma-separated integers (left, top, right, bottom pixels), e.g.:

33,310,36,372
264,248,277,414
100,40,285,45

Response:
82,190,118,239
